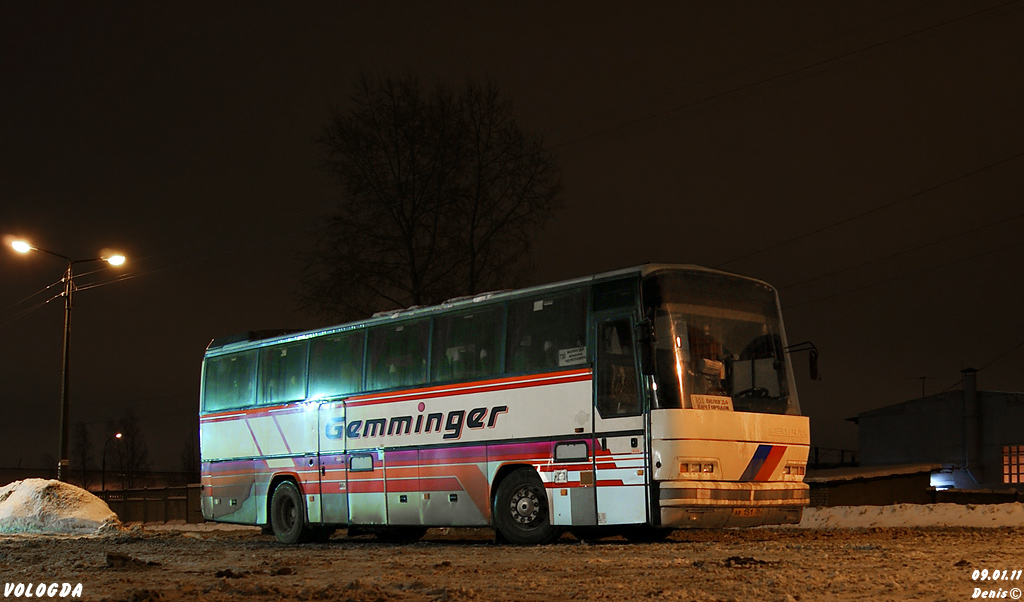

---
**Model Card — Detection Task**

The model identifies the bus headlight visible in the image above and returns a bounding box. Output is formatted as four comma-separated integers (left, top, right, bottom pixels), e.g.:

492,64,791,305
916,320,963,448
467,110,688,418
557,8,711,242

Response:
679,460,717,475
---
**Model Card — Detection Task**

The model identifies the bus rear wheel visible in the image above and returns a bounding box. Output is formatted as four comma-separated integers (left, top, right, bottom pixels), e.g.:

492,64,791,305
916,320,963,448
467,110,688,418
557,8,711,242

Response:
494,468,558,545
270,481,310,544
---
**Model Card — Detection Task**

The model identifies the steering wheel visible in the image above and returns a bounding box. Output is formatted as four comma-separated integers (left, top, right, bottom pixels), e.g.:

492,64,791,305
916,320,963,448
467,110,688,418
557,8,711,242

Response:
733,387,771,398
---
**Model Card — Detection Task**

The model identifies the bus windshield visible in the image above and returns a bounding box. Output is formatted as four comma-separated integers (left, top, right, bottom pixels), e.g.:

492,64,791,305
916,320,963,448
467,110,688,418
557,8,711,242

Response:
643,270,798,415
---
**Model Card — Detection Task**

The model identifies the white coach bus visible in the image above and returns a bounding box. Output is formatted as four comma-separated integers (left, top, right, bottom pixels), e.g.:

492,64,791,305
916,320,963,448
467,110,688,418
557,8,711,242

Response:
199,265,811,544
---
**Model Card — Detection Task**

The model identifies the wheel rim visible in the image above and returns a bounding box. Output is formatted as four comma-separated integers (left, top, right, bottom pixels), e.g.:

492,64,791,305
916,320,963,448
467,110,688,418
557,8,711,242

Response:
509,486,541,526
278,495,296,530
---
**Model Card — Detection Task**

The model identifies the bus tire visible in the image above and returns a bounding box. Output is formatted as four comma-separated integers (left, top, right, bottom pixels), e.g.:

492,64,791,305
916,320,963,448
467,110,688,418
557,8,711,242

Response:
493,468,559,545
270,480,309,544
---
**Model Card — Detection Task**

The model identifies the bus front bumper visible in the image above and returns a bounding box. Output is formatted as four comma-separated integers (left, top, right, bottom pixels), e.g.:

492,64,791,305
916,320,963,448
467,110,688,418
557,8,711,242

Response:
658,481,809,528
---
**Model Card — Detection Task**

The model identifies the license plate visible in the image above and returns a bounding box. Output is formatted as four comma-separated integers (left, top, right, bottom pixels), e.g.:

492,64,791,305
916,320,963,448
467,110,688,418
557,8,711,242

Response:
732,508,765,517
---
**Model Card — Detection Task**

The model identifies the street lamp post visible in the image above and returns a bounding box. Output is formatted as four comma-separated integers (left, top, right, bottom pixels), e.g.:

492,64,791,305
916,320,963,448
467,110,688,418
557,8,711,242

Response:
101,432,123,493
10,239,126,482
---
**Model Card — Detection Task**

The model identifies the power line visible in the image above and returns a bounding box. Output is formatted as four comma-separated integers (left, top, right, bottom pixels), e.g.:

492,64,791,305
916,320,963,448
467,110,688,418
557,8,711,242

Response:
2,277,63,313
778,207,1024,292
716,149,1024,268
551,0,1022,152
545,1,940,145
933,343,1024,394
783,235,1024,311
978,340,1024,373
0,291,63,329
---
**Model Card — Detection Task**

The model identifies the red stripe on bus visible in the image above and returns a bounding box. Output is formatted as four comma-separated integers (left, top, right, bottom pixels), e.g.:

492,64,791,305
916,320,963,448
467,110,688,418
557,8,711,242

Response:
345,369,593,408
754,445,787,481
201,405,314,424
347,480,385,494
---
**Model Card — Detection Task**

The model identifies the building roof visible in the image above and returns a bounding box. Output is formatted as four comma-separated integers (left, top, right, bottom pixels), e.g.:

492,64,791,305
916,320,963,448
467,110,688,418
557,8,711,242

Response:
805,463,943,483
847,390,1024,423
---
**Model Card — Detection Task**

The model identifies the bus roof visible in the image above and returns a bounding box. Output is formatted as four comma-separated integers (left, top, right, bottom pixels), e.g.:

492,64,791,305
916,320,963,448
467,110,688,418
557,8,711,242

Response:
205,263,771,354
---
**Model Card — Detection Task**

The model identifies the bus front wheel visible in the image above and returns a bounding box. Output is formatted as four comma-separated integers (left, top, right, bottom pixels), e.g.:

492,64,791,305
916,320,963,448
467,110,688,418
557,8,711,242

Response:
494,468,558,545
270,480,310,544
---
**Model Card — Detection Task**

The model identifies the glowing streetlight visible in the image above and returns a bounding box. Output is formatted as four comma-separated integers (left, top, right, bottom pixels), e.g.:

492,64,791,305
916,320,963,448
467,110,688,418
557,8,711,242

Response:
8,238,127,482
101,432,124,493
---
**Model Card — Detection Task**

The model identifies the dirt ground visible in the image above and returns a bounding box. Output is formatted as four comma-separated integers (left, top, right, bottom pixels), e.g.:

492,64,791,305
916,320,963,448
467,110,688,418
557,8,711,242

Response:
2,526,1022,602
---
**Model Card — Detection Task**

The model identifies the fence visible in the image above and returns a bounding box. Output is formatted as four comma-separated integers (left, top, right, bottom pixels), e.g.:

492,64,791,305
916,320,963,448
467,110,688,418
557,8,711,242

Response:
99,484,204,524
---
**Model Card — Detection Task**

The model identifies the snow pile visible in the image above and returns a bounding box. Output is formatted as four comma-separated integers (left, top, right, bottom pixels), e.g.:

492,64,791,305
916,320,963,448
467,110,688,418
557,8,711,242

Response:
0,479,121,534
796,502,1024,529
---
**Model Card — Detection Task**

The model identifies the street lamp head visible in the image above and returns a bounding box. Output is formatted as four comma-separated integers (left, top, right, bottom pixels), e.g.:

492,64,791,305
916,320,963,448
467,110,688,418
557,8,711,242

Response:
10,235,128,483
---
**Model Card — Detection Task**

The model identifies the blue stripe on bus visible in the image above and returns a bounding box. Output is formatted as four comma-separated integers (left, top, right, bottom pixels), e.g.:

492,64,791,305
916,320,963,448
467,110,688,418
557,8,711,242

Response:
739,444,772,481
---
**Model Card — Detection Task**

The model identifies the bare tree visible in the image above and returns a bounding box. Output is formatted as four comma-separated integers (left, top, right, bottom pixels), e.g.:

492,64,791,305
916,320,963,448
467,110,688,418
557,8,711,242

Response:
71,421,93,490
112,410,150,489
302,74,560,321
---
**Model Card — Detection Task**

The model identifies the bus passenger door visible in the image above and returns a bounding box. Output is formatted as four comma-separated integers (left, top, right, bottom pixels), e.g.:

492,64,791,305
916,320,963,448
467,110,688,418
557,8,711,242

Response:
318,401,349,524
592,312,650,526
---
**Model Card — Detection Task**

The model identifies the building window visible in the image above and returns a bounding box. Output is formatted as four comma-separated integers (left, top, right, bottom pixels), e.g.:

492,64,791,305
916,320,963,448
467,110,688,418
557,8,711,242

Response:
1003,445,1024,484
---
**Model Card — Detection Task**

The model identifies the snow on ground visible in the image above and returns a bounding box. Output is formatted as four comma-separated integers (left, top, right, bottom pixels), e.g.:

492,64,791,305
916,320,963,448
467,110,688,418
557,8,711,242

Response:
142,503,1024,531
794,502,1024,529
143,520,260,532
0,478,121,534
2,476,1024,535
140,502,1024,533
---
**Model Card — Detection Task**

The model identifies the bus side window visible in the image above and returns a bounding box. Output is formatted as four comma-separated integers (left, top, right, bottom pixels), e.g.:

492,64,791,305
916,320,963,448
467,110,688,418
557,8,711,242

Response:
367,320,429,390
258,342,308,405
431,307,503,383
506,290,587,374
203,351,257,412
309,331,364,399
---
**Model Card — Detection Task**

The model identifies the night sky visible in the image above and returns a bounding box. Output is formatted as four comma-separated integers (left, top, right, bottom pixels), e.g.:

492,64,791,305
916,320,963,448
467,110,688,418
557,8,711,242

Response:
2,2,1022,470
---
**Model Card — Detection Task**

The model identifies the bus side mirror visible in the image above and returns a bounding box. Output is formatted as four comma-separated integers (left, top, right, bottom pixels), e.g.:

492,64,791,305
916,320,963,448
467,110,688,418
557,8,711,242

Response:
637,318,656,376
785,341,820,381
